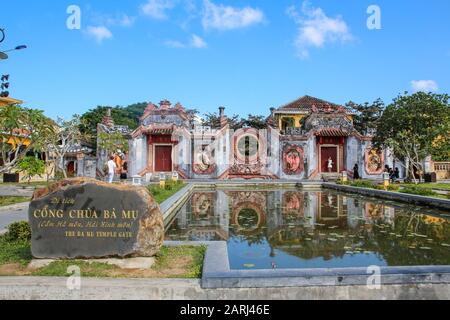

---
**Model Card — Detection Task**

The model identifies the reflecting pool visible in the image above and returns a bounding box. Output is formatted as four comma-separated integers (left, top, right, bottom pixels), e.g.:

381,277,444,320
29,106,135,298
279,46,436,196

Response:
166,189,450,270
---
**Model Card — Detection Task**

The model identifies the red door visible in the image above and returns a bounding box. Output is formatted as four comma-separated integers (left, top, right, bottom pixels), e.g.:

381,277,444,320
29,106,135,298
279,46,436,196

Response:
321,147,338,173
67,161,76,177
155,146,172,172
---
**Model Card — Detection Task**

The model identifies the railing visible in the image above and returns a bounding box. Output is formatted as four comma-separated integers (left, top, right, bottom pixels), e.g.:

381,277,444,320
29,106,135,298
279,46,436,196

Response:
434,162,450,180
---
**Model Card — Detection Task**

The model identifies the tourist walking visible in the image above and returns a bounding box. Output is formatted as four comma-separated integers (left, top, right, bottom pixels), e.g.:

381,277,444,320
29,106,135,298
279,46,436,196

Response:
353,164,360,180
107,156,116,184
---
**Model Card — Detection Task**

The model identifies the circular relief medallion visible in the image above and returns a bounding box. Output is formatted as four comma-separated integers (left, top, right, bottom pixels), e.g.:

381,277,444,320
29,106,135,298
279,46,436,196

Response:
283,145,304,175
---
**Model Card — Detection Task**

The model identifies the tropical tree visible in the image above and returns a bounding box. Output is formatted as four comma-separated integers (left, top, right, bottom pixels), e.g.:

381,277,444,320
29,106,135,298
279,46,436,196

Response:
0,104,55,174
98,131,129,155
373,92,450,183
45,115,90,178
241,114,267,129
431,135,450,161
201,112,242,130
79,103,147,145
346,99,385,135
16,156,46,183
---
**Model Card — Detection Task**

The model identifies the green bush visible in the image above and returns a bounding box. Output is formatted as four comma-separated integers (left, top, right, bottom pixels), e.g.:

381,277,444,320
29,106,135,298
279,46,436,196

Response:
6,221,31,242
350,180,377,189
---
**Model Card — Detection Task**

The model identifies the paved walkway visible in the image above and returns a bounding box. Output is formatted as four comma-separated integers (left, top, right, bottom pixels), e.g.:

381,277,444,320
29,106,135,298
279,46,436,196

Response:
0,277,449,300
0,185,35,197
0,203,29,234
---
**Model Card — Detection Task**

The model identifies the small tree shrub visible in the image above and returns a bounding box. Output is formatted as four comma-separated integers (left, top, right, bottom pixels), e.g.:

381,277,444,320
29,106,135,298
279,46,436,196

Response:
6,221,31,242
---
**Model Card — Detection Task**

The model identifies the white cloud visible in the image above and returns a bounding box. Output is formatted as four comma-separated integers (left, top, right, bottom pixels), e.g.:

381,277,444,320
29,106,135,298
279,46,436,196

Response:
141,0,175,20
89,11,136,28
118,15,136,27
165,34,208,49
190,34,207,48
86,26,113,43
287,1,352,58
165,40,186,48
411,80,439,92
202,0,265,31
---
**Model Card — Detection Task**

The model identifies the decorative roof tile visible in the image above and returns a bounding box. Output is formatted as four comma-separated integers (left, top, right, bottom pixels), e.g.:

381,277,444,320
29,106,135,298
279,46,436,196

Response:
315,128,350,137
276,95,344,113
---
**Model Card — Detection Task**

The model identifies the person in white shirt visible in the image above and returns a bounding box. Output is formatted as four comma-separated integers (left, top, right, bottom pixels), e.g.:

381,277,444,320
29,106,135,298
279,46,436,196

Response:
107,156,116,184
327,157,334,173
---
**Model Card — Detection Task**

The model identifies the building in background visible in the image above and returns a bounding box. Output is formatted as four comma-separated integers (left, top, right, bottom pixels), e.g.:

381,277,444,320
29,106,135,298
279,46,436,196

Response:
103,96,399,181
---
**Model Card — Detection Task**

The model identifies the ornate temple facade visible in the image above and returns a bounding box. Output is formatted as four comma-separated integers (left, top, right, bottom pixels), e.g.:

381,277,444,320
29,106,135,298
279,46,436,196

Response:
109,96,398,181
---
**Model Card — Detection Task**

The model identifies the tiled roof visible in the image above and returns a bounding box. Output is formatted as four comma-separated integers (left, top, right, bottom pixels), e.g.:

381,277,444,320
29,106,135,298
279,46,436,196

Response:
66,144,94,154
139,124,178,136
276,95,344,112
141,101,189,121
147,128,174,135
315,128,350,137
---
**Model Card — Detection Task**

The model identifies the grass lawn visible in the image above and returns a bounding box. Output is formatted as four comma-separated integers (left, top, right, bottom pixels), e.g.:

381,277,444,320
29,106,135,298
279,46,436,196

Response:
148,181,187,204
0,196,31,207
403,183,450,192
338,180,450,200
0,235,206,278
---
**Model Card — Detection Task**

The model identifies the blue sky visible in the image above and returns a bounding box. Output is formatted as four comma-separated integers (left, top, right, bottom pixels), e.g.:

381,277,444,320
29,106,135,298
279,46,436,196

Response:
1,0,449,119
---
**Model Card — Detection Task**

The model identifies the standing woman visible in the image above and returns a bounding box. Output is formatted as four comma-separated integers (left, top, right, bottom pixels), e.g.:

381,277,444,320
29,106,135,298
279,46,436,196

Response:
353,164,360,180
327,157,334,173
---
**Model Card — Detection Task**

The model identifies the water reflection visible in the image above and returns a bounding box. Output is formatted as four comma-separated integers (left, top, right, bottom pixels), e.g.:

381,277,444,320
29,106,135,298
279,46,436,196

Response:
166,190,450,269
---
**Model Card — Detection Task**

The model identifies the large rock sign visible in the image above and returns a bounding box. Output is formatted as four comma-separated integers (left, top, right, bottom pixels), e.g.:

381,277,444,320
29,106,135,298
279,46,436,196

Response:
29,178,164,259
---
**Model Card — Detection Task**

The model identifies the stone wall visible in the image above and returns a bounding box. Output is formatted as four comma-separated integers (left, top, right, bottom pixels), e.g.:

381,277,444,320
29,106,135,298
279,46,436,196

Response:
76,156,97,178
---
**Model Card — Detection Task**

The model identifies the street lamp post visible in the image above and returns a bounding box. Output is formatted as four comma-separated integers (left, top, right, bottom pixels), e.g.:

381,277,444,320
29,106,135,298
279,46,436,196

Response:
0,29,5,43
0,28,27,60
0,28,27,97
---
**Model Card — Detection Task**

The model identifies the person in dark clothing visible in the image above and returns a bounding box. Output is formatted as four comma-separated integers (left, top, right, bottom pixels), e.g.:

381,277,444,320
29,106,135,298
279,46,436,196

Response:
394,167,400,179
353,164,360,180
120,162,128,181
389,168,396,183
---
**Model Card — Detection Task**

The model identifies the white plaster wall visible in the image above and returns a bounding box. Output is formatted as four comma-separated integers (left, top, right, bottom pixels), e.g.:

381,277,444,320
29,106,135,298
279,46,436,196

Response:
129,136,147,177
346,136,360,174
267,129,281,177
307,137,318,178
216,131,230,178
176,134,191,175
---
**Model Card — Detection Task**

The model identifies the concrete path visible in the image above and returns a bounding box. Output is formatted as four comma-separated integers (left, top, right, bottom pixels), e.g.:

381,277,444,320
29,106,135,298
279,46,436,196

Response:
0,185,35,197
0,277,449,300
0,203,29,234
